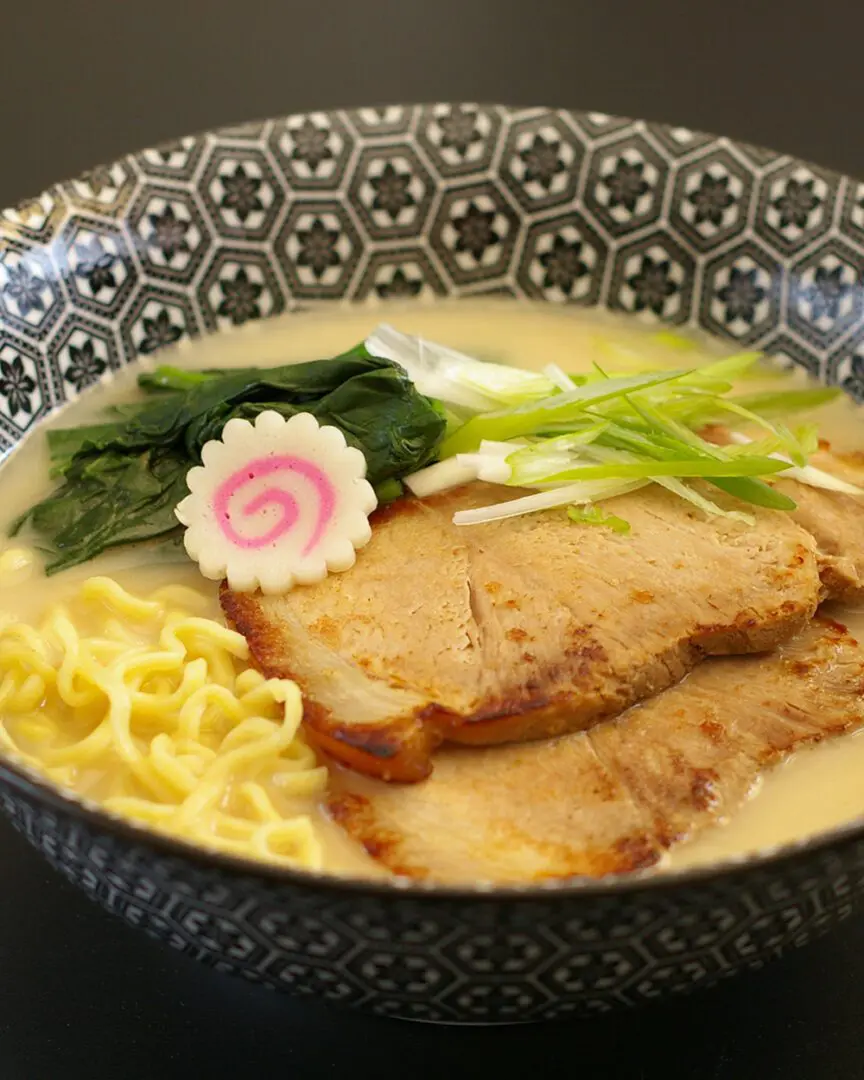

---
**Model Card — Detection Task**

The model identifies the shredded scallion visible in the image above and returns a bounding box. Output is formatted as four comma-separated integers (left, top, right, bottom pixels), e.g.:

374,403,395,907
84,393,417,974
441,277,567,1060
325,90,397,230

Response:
383,324,854,528
567,505,631,534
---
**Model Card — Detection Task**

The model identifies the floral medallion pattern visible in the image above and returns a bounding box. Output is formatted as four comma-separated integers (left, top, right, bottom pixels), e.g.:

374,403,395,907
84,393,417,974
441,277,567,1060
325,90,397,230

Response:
503,116,583,211
129,187,208,284
417,103,501,176
350,147,434,240
59,219,136,317
197,251,283,331
0,345,39,419
62,161,137,217
519,214,606,305
2,106,864,1023
122,287,199,358
269,112,352,190
278,202,361,297
701,242,781,345
756,163,837,256
433,186,518,284
0,244,62,338
202,149,283,241
49,314,119,399
671,149,753,252
355,249,446,303
586,135,664,237
611,236,695,323
0,335,51,439
790,242,864,346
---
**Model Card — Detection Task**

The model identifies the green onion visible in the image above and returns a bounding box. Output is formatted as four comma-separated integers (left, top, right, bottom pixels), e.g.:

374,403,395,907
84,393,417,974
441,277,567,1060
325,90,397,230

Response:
725,386,842,416
537,456,791,483
650,476,755,526
684,351,762,382
374,478,405,504
440,370,689,456
708,476,797,510
567,505,631,533
376,324,846,528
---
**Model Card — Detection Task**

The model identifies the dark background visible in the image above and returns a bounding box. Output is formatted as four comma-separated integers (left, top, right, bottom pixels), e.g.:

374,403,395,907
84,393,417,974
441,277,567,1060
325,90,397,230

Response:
3,1,864,1076
4,0,864,207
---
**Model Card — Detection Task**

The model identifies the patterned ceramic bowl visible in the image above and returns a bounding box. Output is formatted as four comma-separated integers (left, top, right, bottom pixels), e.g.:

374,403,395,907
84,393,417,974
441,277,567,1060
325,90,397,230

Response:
1,104,864,1025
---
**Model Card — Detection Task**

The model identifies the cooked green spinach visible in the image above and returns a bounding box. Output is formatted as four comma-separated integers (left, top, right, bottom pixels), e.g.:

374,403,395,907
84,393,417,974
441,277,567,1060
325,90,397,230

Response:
13,344,446,574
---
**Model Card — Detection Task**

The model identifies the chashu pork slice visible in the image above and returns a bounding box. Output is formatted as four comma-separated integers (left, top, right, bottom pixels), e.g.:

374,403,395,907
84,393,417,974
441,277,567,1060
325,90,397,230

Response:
778,450,864,603
222,482,822,781
329,616,864,883
699,427,864,603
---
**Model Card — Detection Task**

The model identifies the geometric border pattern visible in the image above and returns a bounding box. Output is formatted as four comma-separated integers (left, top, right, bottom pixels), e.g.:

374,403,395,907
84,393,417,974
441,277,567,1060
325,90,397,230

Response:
0,104,862,453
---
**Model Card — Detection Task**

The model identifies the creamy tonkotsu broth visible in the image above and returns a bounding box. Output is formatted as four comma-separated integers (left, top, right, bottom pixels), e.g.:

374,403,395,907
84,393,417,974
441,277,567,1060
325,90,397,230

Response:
1,300,863,879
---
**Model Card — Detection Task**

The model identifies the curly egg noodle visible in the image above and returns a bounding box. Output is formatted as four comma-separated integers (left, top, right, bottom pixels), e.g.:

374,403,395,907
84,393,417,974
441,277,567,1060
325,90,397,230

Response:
0,577,327,869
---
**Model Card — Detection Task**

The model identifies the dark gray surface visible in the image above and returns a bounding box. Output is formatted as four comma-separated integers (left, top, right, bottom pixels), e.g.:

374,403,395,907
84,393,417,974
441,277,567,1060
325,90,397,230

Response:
3,1,864,1076
3,0,864,208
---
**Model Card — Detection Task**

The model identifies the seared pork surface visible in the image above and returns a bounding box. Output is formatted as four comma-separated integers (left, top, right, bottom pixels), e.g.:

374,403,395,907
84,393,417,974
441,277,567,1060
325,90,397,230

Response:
779,451,864,602
700,428,864,602
223,483,822,780
329,616,864,882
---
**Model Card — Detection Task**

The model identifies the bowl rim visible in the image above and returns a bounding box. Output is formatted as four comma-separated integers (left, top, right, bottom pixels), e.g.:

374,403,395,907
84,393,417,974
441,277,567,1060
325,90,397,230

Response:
2,101,863,901
3,744,862,900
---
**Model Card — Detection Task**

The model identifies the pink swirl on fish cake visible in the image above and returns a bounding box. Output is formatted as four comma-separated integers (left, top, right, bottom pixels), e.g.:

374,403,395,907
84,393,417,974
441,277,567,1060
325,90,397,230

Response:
213,455,335,555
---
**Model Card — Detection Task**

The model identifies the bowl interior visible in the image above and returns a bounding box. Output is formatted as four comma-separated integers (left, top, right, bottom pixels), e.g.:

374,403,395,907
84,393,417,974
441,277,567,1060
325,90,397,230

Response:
2,103,864,894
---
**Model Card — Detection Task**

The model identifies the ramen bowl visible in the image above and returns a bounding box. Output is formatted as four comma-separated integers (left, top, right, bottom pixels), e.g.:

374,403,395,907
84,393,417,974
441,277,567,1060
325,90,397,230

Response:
1,104,864,1024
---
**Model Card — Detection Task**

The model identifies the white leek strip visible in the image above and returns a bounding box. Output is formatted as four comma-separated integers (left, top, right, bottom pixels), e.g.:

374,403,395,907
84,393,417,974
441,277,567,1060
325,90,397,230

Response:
727,432,864,496
652,476,755,526
478,439,527,455
542,362,578,392
365,324,557,411
404,458,478,497
453,439,527,483
367,324,491,411
462,439,525,482
455,454,512,484
404,440,525,496
452,480,648,526
788,464,864,495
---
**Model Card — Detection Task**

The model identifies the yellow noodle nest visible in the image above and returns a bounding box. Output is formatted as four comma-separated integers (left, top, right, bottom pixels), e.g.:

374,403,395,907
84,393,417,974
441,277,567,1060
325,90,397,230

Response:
0,576,327,869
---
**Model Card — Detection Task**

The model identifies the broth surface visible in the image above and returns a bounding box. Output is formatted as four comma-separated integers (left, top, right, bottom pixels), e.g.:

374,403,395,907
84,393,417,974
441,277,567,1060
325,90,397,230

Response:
2,300,863,878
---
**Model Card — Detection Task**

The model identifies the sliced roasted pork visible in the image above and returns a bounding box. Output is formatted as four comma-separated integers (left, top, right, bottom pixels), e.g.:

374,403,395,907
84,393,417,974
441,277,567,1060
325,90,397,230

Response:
329,616,864,883
223,483,822,780
700,428,864,602
777,450,864,602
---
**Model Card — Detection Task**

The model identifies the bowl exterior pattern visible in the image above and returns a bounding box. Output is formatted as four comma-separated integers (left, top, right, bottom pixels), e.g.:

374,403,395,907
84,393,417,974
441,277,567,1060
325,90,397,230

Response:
4,777,864,1023
2,104,864,1022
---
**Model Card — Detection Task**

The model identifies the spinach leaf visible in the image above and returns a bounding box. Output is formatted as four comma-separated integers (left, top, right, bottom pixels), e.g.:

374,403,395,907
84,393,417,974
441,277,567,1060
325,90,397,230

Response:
14,345,445,574
13,448,189,573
